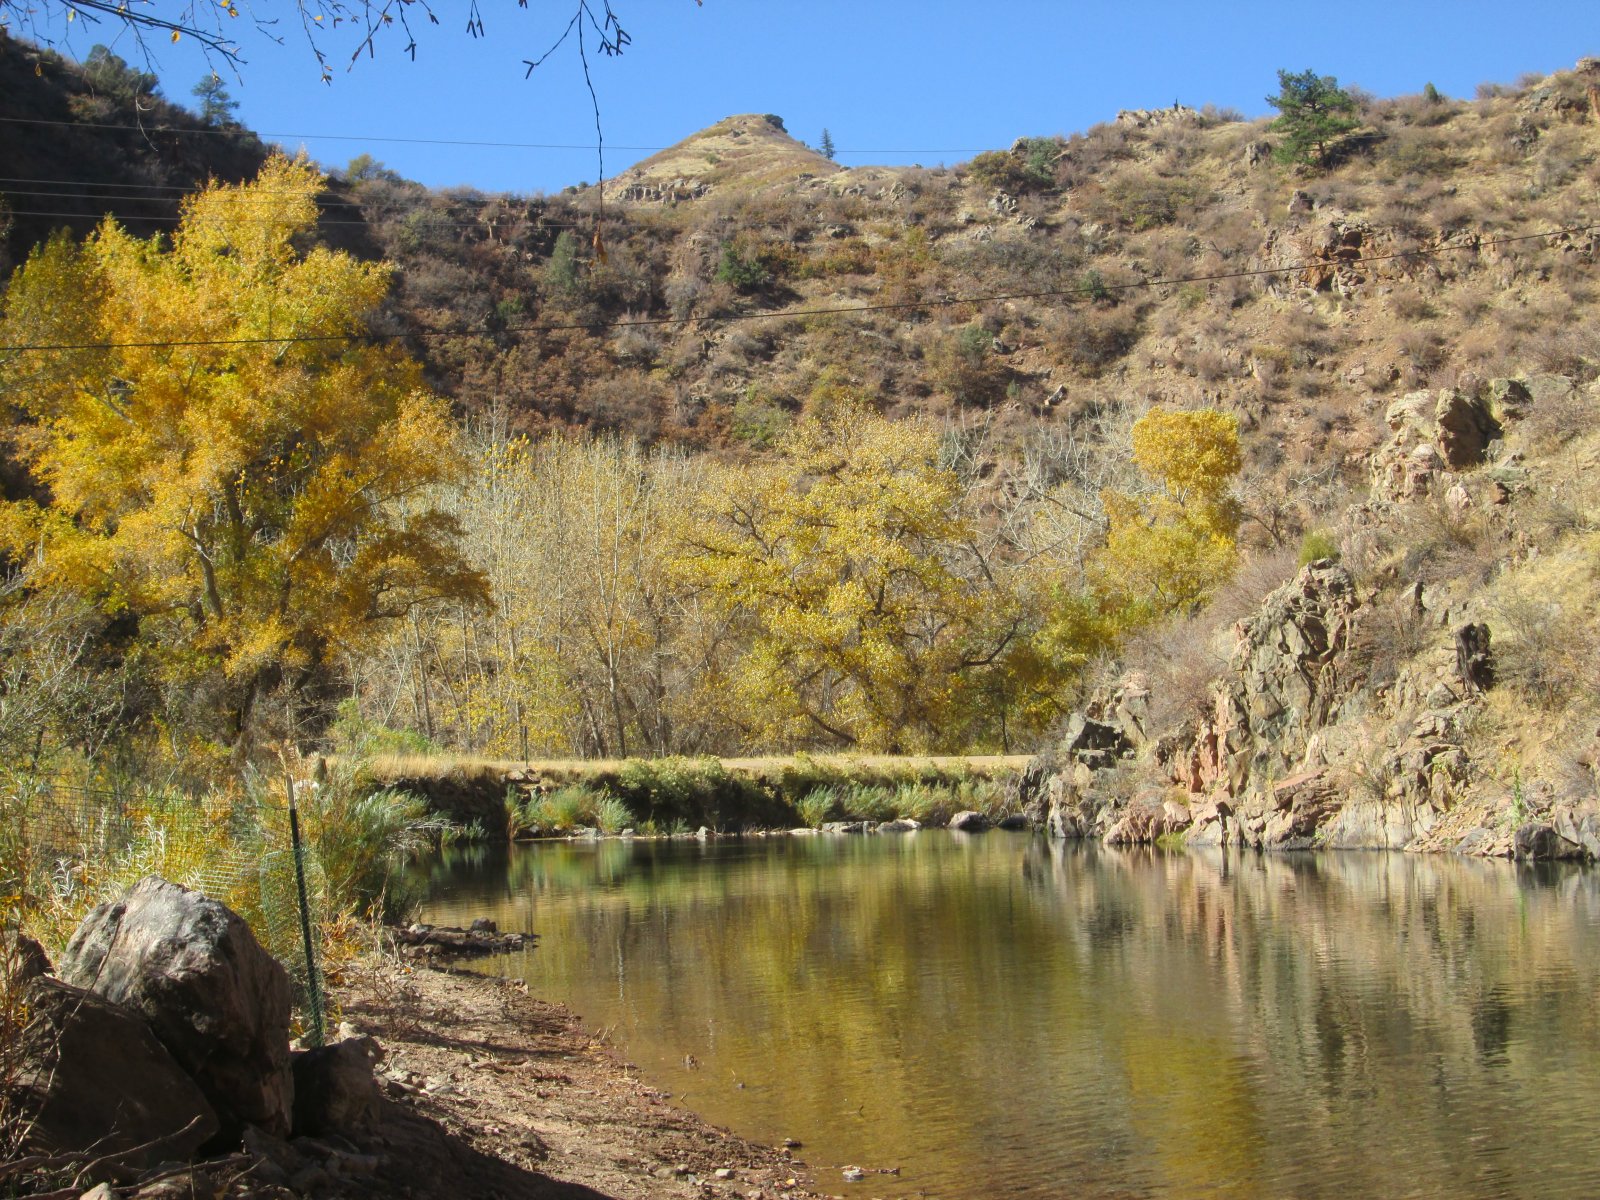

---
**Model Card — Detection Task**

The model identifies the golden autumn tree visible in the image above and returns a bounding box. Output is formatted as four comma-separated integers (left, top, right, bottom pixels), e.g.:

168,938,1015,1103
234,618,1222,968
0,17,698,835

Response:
0,155,485,754
1094,406,1242,623
678,393,1014,753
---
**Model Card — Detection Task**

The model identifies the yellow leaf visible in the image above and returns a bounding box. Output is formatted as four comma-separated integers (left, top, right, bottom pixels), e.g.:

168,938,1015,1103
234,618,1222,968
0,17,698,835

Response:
170,29,181,42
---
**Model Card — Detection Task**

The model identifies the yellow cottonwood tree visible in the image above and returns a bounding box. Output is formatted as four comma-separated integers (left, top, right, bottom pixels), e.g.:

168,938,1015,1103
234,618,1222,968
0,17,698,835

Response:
1094,407,1241,622
0,156,485,751
679,394,1013,752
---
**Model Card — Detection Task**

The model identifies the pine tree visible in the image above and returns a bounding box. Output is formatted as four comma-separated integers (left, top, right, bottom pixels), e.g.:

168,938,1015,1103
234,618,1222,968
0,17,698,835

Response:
1266,69,1359,168
191,73,240,126
819,128,836,161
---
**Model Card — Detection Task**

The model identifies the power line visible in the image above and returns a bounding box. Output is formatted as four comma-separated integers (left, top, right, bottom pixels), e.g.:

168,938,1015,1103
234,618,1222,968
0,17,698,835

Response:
3,221,1594,356
0,115,985,157
0,206,590,232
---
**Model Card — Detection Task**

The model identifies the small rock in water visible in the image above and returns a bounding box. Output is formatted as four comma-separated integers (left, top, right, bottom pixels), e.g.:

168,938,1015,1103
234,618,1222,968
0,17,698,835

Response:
469,917,497,934
781,1137,802,1149
842,1164,866,1182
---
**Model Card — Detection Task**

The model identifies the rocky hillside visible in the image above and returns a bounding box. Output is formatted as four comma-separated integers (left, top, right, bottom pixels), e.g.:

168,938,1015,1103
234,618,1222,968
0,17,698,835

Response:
1022,364,1600,858
3,42,1598,845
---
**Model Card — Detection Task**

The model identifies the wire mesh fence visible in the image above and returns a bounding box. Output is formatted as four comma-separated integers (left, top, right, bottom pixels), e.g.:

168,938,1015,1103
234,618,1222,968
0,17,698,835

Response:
0,776,330,1041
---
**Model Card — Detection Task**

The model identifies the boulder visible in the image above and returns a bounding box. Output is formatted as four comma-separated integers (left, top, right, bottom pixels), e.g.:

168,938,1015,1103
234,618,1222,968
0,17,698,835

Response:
948,810,991,833
9,977,218,1171
1513,823,1586,861
292,1036,383,1136
821,820,869,834
1104,803,1188,845
875,818,920,833
1522,373,1576,412
1261,770,1343,849
59,876,294,1141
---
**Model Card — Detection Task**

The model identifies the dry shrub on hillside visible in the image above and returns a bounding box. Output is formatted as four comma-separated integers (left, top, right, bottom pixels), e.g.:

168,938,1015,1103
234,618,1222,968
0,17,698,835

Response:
1088,168,1207,232
927,322,1011,407
1550,712,1600,803
1345,590,1436,693
1494,592,1600,710
1376,126,1467,180
584,371,672,438
1387,286,1438,322
1385,499,1505,589
1395,325,1449,386
1048,304,1142,376
944,234,1082,294
1121,613,1229,732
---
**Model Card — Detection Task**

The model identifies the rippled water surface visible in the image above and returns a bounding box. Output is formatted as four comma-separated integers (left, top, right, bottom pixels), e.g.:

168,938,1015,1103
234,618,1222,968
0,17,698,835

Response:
422,835,1600,1198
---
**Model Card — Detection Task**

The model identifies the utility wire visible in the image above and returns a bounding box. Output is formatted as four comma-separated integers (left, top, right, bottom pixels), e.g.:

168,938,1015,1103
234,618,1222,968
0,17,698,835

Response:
0,206,590,232
0,115,984,156
2,221,1594,355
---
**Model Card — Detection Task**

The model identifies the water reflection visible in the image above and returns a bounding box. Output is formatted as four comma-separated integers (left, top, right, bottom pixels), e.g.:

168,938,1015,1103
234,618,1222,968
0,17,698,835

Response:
423,837,1600,1199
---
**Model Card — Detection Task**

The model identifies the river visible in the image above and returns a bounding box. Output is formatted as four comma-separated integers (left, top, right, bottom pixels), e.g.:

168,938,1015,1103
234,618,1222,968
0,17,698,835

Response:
420,833,1600,1198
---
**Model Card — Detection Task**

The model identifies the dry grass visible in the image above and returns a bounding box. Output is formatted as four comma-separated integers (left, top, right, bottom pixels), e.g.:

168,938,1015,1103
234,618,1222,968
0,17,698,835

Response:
370,752,1032,783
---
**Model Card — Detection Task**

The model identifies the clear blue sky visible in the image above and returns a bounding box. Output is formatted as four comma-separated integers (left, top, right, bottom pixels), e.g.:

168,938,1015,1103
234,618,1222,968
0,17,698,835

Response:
58,1,1600,194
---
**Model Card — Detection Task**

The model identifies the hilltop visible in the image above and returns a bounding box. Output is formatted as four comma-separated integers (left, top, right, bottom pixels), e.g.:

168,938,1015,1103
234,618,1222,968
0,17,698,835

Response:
603,111,841,202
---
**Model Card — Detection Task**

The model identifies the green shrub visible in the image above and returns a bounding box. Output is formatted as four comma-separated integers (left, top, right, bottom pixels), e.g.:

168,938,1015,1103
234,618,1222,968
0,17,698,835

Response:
595,795,635,834
797,787,838,828
714,241,770,292
1299,529,1342,565
522,783,599,832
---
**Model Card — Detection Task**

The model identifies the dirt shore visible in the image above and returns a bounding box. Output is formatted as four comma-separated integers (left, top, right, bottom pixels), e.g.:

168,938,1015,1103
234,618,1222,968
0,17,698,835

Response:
331,956,825,1200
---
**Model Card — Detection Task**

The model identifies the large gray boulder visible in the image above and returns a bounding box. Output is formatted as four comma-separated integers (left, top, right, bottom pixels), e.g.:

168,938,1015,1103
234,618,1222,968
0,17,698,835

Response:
59,876,294,1140
9,977,218,1170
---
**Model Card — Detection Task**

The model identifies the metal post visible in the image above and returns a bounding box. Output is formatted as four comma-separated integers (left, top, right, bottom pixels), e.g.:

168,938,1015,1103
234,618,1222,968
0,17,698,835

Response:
285,768,326,1048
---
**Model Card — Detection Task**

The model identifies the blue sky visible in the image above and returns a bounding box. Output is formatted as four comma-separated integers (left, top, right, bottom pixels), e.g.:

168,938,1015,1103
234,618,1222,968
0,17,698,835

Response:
54,1,1600,194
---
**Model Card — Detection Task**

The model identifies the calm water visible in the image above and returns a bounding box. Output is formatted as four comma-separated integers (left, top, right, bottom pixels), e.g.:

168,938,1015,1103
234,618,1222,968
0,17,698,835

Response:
421,835,1600,1198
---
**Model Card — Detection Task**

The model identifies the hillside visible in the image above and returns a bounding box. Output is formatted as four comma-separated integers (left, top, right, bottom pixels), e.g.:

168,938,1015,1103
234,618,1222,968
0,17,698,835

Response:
2,43,1598,853
0,34,270,274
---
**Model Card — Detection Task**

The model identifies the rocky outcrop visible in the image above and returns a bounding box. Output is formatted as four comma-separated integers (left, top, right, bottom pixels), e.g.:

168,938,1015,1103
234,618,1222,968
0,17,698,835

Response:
1031,558,1531,854
60,876,294,1140
1372,386,1503,499
1115,104,1199,129
8,977,219,1172
1170,561,1360,801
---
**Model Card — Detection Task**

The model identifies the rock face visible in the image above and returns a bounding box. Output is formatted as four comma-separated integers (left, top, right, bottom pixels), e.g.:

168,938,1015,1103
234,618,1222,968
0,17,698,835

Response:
9,977,219,1169
1172,561,1360,802
1371,385,1503,500
59,876,294,1140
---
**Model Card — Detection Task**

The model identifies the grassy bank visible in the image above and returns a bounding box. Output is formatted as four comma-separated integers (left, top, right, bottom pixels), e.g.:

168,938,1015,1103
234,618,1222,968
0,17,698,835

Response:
369,753,1033,838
